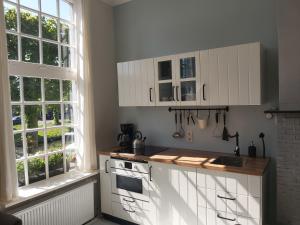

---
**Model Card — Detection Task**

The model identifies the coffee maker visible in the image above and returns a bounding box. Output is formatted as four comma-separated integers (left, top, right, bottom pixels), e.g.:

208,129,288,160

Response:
117,124,134,147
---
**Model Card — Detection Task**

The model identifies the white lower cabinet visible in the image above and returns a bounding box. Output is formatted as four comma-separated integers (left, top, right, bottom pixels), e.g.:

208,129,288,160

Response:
99,158,265,225
149,162,198,225
99,155,112,215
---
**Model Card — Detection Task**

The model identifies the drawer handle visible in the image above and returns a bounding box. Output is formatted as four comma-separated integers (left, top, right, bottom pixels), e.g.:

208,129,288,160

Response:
105,160,109,173
123,198,135,203
122,207,135,213
217,194,236,201
217,214,236,222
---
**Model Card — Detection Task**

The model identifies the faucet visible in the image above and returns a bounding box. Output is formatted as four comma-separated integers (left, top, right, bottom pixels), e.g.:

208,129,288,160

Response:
229,132,240,157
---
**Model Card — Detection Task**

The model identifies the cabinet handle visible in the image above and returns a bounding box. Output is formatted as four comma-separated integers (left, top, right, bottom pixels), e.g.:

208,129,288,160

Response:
202,84,206,101
122,207,135,213
217,214,236,222
176,86,179,101
173,86,176,101
149,165,153,181
105,160,109,173
217,195,236,201
149,88,153,102
123,198,135,203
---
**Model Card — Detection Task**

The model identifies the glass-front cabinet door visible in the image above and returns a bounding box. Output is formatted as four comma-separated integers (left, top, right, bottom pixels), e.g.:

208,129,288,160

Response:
155,55,179,106
176,52,200,106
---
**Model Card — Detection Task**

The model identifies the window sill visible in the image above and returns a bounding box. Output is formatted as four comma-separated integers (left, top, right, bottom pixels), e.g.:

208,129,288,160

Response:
0,170,99,209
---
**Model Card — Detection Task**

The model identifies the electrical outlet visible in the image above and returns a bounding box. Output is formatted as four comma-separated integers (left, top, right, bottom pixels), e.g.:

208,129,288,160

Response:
186,130,193,142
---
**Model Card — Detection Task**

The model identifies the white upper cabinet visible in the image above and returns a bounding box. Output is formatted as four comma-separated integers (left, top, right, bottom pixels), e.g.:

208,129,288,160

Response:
200,42,262,106
117,42,262,107
117,59,156,107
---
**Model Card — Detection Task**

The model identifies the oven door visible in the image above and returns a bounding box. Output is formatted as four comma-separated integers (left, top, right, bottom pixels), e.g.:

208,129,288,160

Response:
111,168,149,202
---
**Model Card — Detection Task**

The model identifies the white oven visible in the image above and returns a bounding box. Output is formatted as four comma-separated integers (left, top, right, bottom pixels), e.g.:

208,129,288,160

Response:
110,158,150,202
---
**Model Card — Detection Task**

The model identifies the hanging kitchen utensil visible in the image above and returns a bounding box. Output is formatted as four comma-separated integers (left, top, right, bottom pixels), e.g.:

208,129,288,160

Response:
222,112,229,141
179,110,185,137
172,110,181,139
197,110,210,129
213,110,222,137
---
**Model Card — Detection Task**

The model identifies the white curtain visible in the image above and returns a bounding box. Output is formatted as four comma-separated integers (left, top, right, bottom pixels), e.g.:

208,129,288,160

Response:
0,0,18,202
77,0,97,171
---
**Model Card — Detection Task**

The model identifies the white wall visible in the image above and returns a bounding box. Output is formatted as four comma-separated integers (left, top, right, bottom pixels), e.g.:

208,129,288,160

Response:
87,0,119,149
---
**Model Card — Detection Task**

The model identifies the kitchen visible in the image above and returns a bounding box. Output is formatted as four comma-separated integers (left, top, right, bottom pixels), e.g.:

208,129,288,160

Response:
93,0,298,225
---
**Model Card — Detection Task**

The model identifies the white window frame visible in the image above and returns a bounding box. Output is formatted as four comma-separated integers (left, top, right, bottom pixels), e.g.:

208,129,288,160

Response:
4,0,81,187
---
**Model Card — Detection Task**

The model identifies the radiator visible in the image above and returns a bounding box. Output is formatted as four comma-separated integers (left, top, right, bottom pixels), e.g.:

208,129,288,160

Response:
14,182,95,225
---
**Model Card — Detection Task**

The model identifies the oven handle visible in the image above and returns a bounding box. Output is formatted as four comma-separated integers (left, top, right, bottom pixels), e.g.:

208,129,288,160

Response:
111,171,145,179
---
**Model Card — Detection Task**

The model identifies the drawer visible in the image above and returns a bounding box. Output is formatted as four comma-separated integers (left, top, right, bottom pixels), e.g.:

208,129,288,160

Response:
112,202,149,224
216,211,248,225
203,170,249,195
111,194,150,210
110,159,149,173
212,191,259,218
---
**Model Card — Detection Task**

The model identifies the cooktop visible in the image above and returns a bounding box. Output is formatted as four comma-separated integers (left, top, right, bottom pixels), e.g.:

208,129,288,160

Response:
113,146,168,156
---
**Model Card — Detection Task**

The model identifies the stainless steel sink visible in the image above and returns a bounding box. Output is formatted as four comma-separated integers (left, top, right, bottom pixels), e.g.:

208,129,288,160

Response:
211,156,243,167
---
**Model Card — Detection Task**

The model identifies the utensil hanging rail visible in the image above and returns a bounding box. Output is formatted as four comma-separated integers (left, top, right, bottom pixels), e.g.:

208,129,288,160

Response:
168,106,229,113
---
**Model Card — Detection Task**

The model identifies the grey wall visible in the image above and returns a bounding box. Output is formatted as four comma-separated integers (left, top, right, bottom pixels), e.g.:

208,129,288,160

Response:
88,0,119,149
113,0,278,223
277,0,300,110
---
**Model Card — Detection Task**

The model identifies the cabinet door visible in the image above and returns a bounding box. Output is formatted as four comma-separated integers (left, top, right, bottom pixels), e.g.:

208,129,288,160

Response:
199,42,261,106
99,155,112,215
135,59,156,106
117,62,129,106
155,55,179,106
176,52,200,106
149,162,197,225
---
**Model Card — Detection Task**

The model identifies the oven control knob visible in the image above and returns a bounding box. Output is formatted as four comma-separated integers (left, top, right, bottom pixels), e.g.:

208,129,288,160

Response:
134,165,138,170
119,163,123,168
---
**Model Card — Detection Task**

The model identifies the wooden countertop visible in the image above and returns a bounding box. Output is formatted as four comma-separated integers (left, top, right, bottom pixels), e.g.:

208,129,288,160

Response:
97,147,270,176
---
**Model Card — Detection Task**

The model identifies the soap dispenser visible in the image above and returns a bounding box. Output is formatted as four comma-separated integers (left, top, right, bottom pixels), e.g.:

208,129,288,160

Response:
248,141,257,158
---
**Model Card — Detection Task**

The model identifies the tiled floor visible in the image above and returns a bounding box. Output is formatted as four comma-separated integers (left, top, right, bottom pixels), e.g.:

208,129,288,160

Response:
86,217,120,225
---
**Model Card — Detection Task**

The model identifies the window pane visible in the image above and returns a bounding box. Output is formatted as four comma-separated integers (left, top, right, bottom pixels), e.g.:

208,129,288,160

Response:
66,150,76,171
28,157,46,184
60,22,70,44
65,132,75,150
49,153,64,177
14,133,23,159
12,105,22,131
64,104,73,125
7,34,18,60
43,42,58,66
20,9,39,36
10,76,20,101
60,0,73,21
41,0,57,16
20,0,39,10
46,104,61,126
47,128,62,152
4,2,17,31
22,37,40,63
23,77,41,101
42,16,58,41
45,79,60,101
61,46,70,68
26,131,44,156
16,161,25,187
63,80,72,101
25,105,42,129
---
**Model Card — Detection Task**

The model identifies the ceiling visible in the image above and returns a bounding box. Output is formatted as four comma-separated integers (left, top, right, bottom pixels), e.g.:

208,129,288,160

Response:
101,0,132,6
